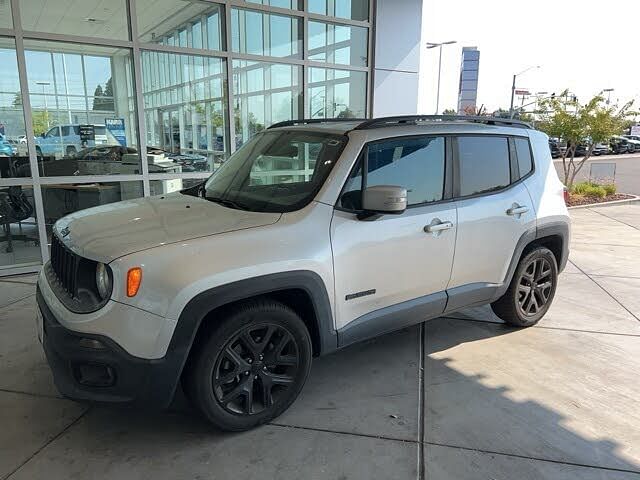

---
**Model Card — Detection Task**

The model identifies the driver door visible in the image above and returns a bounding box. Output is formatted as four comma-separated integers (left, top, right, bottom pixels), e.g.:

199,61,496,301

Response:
331,135,457,344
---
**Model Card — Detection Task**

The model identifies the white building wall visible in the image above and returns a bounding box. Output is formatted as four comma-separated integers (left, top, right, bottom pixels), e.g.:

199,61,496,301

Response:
372,0,423,116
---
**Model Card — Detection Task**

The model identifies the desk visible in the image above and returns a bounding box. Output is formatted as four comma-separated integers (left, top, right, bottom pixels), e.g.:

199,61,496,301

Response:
41,183,121,222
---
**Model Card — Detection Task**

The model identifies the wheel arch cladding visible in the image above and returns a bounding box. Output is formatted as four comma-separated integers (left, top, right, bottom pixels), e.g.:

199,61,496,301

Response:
174,271,336,382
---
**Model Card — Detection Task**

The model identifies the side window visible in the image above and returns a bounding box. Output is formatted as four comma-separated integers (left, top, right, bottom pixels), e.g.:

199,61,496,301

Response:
514,137,533,178
366,136,445,205
339,136,446,210
60,126,70,136
457,136,510,196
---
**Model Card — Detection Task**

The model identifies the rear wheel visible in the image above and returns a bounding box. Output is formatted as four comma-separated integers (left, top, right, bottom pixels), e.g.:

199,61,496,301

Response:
66,146,77,156
184,299,312,431
491,246,558,327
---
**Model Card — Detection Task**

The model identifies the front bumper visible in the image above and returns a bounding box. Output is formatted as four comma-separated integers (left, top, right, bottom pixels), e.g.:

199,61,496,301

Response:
37,287,182,409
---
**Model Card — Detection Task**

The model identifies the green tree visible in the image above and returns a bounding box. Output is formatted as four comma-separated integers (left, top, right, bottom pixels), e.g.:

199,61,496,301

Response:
92,84,104,110
442,108,457,115
32,111,55,136
538,90,634,188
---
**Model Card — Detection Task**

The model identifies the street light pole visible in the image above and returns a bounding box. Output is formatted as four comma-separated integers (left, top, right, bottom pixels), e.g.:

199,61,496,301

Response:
36,81,51,129
509,65,540,118
427,40,457,114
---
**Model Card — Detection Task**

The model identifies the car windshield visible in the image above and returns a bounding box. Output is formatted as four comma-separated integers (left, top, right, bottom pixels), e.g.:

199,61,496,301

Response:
196,130,347,213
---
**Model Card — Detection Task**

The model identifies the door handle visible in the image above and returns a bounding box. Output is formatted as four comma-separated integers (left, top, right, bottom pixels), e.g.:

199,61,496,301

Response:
424,220,454,234
506,205,529,216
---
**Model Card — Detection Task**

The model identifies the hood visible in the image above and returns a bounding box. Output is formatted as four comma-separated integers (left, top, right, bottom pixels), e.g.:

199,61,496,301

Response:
55,193,281,263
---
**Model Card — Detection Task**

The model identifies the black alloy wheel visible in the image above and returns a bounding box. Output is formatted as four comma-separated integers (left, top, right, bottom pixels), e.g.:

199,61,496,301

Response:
213,323,299,415
183,299,312,431
491,246,558,327
516,257,554,317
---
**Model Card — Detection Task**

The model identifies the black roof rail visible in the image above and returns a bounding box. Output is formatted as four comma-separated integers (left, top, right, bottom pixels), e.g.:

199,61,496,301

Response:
268,118,367,129
353,115,532,130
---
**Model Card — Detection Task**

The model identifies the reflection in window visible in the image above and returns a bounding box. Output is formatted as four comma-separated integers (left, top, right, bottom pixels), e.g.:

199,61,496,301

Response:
458,136,511,196
24,40,139,176
309,68,366,119
231,8,301,58
0,39,29,178
142,51,227,172
308,21,368,67
20,0,130,40
246,0,300,8
308,0,369,21
367,137,445,205
0,185,42,269
0,1,11,28
233,60,302,147
136,0,224,51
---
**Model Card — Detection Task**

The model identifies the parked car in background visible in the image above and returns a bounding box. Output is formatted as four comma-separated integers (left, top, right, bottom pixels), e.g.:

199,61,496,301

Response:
35,124,120,158
573,144,588,157
549,139,562,158
621,136,640,153
623,135,640,143
0,134,17,156
592,143,611,156
610,136,633,155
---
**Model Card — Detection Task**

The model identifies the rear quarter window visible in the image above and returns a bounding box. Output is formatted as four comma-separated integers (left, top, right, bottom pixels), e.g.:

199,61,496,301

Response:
457,136,510,196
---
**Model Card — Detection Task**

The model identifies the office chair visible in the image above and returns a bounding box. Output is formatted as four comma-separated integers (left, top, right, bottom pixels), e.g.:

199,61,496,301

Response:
0,186,38,253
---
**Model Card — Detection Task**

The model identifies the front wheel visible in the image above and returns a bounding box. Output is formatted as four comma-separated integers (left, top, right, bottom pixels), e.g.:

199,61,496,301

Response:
184,299,312,431
491,246,558,327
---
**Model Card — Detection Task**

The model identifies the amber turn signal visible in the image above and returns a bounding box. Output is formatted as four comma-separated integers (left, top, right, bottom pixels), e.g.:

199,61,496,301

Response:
126,267,142,297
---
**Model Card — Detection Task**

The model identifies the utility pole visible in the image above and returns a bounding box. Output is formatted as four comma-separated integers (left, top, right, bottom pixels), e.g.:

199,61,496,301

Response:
509,65,540,118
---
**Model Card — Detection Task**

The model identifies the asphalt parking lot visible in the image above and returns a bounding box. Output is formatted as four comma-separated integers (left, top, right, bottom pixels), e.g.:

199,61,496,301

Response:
1,202,639,480
554,153,640,195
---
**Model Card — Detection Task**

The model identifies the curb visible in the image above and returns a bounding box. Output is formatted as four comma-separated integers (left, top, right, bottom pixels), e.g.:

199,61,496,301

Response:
568,195,640,210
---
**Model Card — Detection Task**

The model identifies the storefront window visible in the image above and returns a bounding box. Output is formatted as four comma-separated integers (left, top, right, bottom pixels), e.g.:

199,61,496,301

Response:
308,0,369,21
231,8,301,58
142,51,228,172
0,38,30,178
308,21,368,67
20,0,130,41
136,0,225,51
24,40,140,176
233,60,302,147
246,0,301,9
309,67,366,118
0,184,41,270
0,2,12,28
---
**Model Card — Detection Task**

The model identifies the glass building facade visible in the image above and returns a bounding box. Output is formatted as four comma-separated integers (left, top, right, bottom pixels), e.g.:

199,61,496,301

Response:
0,0,372,275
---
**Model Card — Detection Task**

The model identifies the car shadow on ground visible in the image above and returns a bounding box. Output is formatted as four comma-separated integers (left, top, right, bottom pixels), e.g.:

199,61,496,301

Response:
424,316,640,476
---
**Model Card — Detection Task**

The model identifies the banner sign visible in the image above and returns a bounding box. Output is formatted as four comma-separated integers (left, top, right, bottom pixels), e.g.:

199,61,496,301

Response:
105,118,127,146
631,125,640,136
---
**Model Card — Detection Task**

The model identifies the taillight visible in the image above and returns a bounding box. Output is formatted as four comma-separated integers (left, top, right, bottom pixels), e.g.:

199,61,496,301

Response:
563,187,570,205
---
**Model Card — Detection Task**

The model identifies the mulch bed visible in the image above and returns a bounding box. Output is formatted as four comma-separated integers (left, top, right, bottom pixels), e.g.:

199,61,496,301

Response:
567,193,635,207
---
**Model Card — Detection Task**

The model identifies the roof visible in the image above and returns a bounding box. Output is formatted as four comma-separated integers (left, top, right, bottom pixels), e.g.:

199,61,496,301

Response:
267,115,532,135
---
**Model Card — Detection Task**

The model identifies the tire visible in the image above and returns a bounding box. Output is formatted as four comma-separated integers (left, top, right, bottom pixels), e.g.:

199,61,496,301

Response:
491,246,558,327
66,146,77,156
183,299,312,431
35,147,42,157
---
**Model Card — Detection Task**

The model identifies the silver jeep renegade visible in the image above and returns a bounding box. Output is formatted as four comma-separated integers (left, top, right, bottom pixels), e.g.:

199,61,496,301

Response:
36,115,570,431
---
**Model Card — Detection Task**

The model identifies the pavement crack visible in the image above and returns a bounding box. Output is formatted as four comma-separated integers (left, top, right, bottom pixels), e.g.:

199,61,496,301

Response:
417,322,426,480
424,441,640,475
587,207,640,231
2,406,90,480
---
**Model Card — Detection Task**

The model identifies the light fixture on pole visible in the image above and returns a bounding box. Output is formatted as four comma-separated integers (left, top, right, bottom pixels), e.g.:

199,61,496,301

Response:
509,65,540,118
601,88,614,104
35,81,51,129
427,40,457,114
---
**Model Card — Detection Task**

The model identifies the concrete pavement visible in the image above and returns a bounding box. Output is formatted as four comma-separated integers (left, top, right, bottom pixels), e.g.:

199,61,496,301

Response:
1,203,640,479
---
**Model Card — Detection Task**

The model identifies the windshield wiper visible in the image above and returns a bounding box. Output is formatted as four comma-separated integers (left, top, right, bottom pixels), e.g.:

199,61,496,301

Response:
205,195,251,211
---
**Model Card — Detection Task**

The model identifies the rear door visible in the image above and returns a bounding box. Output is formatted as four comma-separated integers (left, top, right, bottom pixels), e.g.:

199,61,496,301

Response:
331,135,457,339
446,134,536,311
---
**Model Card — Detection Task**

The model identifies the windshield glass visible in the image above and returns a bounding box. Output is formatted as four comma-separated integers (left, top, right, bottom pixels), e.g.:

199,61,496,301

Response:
199,130,347,213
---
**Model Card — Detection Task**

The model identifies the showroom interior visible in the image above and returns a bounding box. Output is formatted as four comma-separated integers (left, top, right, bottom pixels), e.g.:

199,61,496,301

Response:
0,0,422,276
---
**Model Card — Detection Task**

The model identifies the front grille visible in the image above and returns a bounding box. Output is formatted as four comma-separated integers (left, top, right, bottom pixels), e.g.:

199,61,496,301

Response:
51,233,80,298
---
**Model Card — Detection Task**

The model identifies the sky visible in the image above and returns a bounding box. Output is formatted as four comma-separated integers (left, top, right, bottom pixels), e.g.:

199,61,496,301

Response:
418,0,640,114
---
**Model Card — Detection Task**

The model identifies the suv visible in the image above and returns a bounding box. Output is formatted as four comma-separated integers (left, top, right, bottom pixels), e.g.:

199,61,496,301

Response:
36,116,570,431
35,124,120,158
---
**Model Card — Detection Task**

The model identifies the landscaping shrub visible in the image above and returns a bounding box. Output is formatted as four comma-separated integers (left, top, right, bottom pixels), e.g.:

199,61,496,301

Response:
602,183,617,196
571,181,609,198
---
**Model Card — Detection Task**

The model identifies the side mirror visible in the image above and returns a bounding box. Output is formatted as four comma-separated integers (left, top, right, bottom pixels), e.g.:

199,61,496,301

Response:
361,185,407,215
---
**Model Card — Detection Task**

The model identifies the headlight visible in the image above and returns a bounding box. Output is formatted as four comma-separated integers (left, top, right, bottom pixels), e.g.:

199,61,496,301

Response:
95,262,112,300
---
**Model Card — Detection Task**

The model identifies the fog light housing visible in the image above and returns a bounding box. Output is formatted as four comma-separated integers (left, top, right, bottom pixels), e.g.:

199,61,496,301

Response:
78,338,106,350
73,363,115,387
